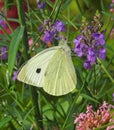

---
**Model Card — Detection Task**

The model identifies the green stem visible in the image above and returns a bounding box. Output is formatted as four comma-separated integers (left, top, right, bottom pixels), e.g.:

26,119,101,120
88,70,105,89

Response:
61,79,86,130
67,6,70,41
97,58,114,83
62,15,78,30
53,1,62,23
49,0,62,22
100,0,105,11
16,0,43,129
94,122,114,130
75,0,83,16
16,0,29,60
31,88,43,130
0,26,11,40
93,65,97,94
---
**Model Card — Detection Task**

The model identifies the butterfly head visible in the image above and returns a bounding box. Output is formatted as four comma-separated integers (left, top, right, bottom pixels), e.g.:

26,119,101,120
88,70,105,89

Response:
59,39,71,56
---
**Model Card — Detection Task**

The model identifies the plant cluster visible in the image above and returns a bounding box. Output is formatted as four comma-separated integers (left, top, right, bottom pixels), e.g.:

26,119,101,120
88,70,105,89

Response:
0,0,114,130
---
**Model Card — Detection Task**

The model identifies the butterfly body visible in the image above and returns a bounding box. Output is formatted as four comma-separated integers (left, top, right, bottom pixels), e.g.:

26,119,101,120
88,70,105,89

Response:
17,42,76,96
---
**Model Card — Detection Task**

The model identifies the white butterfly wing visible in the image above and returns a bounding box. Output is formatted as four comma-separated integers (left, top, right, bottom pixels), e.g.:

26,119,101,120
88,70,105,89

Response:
17,46,60,87
43,46,76,96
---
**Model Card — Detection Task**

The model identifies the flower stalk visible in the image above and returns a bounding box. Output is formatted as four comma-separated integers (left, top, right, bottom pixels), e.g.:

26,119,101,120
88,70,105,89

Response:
97,58,114,83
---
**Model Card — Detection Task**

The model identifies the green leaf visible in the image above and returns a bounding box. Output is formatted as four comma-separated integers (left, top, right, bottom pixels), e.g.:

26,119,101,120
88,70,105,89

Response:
102,11,114,18
97,85,114,99
81,93,99,103
62,15,78,30
0,41,9,47
83,0,90,8
8,26,25,76
61,0,72,11
0,116,12,128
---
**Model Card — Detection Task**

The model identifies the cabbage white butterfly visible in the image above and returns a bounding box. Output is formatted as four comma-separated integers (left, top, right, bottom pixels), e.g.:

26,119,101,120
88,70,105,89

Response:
17,40,77,96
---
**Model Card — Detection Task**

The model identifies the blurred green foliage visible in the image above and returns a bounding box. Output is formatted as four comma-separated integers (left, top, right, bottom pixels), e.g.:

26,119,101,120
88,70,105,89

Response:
0,0,114,130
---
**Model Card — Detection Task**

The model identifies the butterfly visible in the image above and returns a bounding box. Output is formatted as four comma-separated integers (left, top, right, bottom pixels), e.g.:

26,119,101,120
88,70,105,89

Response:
17,40,77,96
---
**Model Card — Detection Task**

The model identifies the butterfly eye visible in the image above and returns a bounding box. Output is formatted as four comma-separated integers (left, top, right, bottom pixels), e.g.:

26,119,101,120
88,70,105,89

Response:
36,68,41,73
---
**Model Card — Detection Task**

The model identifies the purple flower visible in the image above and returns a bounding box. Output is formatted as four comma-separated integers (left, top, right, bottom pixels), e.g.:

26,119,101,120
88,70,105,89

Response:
87,48,97,64
73,32,106,69
43,19,51,25
0,46,8,60
12,71,18,81
112,93,114,101
81,44,88,56
74,44,82,57
73,12,106,70
112,93,114,97
54,20,66,32
41,19,66,43
93,33,105,45
37,1,46,9
73,36,82,46
74,36,88,57
110,3,114,9
99,46,106,59
39,25,43,31
0,19,6,28
43,30,53,42
73,39,80,46
74,44,88,57
84,60,92,69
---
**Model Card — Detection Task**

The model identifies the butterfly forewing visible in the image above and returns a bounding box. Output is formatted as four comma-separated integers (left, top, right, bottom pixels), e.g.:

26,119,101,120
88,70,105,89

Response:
43,46,76,96
17,47,60,87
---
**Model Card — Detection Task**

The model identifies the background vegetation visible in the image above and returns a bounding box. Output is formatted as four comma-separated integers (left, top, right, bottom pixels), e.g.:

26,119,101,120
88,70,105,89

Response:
0,0,114,130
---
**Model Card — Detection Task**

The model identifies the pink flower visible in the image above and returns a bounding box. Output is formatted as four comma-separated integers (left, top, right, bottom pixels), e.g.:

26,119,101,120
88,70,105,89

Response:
28,38,39,50
74,101,114,130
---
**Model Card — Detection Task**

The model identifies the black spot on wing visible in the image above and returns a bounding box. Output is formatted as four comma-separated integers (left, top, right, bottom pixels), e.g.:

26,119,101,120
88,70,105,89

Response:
36,68,41,73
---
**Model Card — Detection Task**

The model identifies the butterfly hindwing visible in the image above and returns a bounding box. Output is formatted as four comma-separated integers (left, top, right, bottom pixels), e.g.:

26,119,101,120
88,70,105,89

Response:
17,46,60,87
43,46,76,96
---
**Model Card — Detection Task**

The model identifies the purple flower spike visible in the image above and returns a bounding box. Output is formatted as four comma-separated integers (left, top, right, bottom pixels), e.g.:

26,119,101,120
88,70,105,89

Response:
40,19,66,43
0,46,8,60
37,1,46,9
74,33,106,69
54,20,66,32
73,12,106,69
